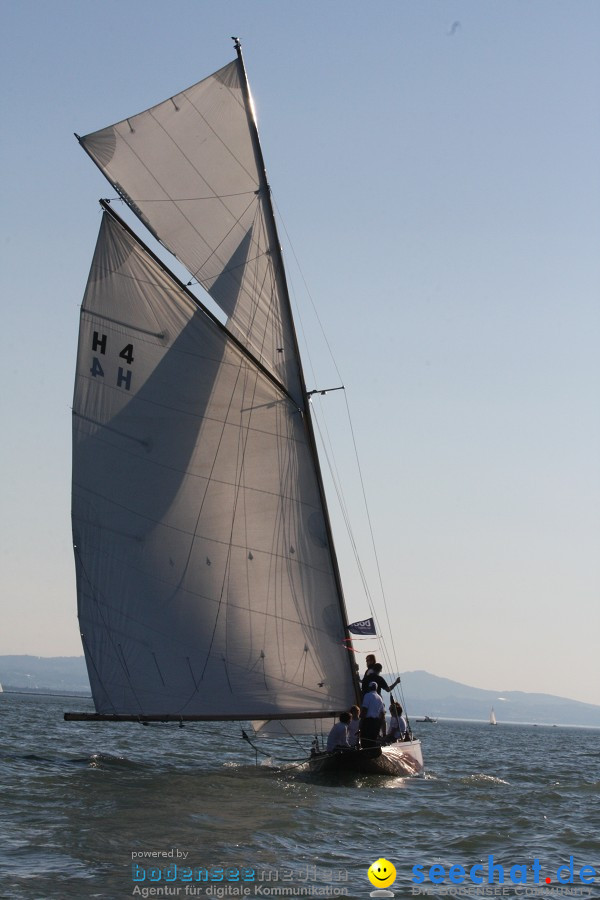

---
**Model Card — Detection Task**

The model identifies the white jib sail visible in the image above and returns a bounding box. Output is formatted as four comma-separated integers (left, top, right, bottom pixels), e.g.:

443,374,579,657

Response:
79,59,304,407
72,210,356,718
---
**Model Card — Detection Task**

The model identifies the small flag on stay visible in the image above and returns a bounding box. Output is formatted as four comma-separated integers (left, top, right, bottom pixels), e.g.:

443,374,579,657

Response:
347,617,376,635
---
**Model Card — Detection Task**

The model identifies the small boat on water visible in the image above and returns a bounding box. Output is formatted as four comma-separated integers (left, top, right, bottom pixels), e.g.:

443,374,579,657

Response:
416,715,437,723
490,707,497,725
64,39,423,778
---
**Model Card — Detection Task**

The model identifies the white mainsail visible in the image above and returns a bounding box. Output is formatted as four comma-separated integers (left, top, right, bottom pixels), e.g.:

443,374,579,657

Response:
78,59,303,407
72,54,358,718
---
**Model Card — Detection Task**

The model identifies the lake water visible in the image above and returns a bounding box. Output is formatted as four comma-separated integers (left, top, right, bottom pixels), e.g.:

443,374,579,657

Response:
0,692,598,900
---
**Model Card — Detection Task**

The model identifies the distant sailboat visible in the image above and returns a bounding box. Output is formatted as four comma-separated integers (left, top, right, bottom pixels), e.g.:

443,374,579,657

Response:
64,39,423,778
489,707,497,725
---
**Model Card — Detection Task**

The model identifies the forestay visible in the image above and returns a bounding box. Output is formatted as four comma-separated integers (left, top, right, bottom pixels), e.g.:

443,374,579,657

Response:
72,209,356,717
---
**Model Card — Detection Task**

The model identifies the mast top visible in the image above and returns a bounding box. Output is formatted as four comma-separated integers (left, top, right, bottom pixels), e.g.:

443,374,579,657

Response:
232,36,241,52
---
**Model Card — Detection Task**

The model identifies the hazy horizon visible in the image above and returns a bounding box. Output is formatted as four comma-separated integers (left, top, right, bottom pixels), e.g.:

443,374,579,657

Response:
1,655,598,710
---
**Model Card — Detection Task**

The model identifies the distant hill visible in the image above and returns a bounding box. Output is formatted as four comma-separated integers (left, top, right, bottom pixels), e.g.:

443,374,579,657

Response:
399,670,600,727
1,657,598,726
0,655,90,694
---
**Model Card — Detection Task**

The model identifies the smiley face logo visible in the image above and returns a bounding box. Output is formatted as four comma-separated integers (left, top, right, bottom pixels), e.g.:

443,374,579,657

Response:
367,858,397,889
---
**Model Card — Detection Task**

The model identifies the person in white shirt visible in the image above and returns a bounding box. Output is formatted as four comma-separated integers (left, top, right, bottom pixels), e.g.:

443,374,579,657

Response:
385,701,408,742
326,711,351,752
348,705,361,747
359,682,385,747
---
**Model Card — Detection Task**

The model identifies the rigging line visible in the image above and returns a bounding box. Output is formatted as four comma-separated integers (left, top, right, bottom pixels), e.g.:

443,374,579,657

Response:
188,192,258,282
278,230,318,392
310,398,359,567
340,388,401,675
310,402,373,605
285,275,318,398
390,682,412,728
272,198,393,637
311,411,373,606
195,249,271,284
272,196,344,384
260,201,393,686
269,201,387,632
318,444,371,605
311,408,403,686
262,721,311,752
271,216,380,588
115,190,258,202
242,729,310,764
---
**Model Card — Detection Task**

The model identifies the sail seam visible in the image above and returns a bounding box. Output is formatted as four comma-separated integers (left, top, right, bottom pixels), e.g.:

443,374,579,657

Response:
75,547,145,714
197,362,260,683
73,412,150,448
80,309,165,339
73,552,341,636
72,470,324,517
180,81,258,186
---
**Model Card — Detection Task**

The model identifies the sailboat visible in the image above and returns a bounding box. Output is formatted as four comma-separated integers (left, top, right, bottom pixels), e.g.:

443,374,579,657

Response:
64,39,423,778
489,707,497,725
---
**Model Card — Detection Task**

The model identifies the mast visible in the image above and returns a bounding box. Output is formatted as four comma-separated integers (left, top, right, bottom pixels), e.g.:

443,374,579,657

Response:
233,38,359,702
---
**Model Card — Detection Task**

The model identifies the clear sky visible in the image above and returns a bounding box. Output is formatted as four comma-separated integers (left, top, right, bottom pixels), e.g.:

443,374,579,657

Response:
1,1,598,705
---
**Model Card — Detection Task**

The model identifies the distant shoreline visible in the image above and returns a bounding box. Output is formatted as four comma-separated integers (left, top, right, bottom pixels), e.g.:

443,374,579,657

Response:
2,659,599,726
1,688,92,699
1,693,599,730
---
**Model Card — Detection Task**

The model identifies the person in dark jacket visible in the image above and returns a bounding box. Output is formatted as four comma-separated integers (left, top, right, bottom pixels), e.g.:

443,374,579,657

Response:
360,662,400,697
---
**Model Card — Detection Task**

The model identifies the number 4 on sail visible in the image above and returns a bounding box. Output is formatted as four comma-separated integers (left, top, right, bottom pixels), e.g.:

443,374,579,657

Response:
65,39,424,778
